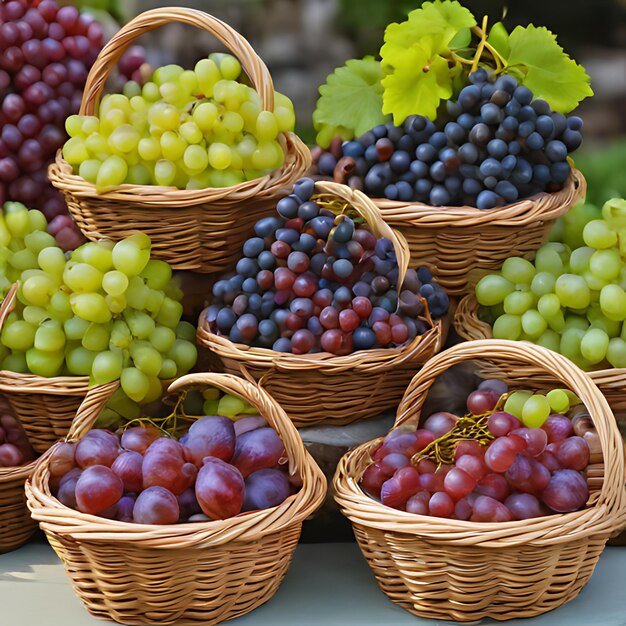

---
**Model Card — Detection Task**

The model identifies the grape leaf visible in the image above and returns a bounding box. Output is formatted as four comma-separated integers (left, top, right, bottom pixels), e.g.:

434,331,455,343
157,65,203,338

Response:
419,0,477,41
507,25,593,113
487,21,510,58
382,36,454,124
313,57,389,147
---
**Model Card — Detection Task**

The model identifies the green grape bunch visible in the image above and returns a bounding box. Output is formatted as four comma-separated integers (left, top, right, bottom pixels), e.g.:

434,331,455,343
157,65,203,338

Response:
0,202,198,422
62,53,296,190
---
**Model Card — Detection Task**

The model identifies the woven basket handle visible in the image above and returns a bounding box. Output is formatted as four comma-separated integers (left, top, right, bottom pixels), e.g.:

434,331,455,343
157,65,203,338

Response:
395,339,625,512
79,7,275,116
167,373,307,478
0,283,18,331
313,181,411,289
65,380,122,441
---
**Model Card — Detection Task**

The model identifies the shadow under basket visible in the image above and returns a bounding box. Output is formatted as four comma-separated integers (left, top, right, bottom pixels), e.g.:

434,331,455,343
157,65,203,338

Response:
197,180,448,427
333,340,626,622
0,285,118,454
26,372,326,626
373,169,585,296
48,7,311,273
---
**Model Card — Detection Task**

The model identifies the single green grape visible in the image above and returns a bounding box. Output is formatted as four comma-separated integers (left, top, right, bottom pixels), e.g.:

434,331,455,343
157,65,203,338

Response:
521,394,551,428
503,390,532,419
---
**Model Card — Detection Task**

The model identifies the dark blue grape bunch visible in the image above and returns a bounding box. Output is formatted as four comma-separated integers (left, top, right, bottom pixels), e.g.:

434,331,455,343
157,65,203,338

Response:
206,177,449,356
312,69,582,210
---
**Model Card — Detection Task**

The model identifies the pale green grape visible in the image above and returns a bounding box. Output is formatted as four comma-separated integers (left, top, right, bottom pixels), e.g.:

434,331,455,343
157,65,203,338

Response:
180,121,203,145
159,358,177,379
583,219,617,249
208,143,232,170
2,352,27,373
26,347,64,377
192,101,218,131
607,337,626,368
580,327,609,364
34,320,65,352
131,344,162,377
82,323,111,352
78,159,101,183
63,262,103,293
26,208,47,233
24,231,56,255
9,248,38,271
569,247,594,275
521,394,551,428
160,131,186,161
600,284,626,321
126,277,149,310
503,390,532,419
141,259,172,290
492,314,521,340
110,320,132,350
546,389,570,413
23,306,47,325
179,70,199,95
107,388,141,420
536,329,561,352
256,111,279,140
503,291,534,315
560,327,585,361
475,274,515,306
149,103,180,130
167,339,197,373
275,105,295,132
121,367,150,402
79,242,113,272
251,140,281,169
126,164,151,185
555,274,590,309
153,64,184,86
583,270,608,291
66,346,96,375
112,239,150,276
589,248,621,282
138,137,161,161
217,395,248,418
588,305,621,337
64,317,90,341
183,144,209,172
63,137,89,164
521,309,547,338
65,115,83,137
102,270,129,296
109,124,140,153
534,245,565,276
564,315,589,331
154,159,176,186
143,375,164,403
85,132,108,157
203,399,219,414
4,203,30,238
195,58,220,96
156,297,183,328
537,293,561,319
530,272,556,298
216,54,242,81
22,274,56,306
92,350,123,385
96,155,128,187
142,82,160,102
105,294,127,314
501,257,536,285
1,320,36,351
49,291,72,321
70,293,112,324
222,111,244,134
159,80,186,105
149,326,176,353
125,310,155,339
176,321,197,342
101,109,127,134
145,288,165,315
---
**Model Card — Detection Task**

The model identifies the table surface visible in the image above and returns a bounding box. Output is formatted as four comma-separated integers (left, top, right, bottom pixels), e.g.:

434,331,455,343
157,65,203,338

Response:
0,538,624,626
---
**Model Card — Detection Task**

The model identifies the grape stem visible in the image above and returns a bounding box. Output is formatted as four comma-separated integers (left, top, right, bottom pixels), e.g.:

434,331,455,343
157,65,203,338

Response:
470,17,509,74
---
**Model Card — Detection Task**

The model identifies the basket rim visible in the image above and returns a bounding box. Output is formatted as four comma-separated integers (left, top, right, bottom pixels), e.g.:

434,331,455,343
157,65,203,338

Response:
373,168,585,227
454,292,626,383
25,372,327,547
49,132,311,207
333,339,626,547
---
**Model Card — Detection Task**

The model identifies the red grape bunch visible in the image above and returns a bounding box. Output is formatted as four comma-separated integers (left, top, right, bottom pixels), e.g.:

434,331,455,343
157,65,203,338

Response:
361,379,591,522
206,177,449,356
0,401,35,467
49,412,300,524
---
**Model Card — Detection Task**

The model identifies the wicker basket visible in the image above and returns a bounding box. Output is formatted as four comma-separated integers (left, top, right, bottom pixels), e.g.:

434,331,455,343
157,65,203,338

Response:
455,293,626,412
0,285,118,454
334,340,626,622
25,372,326,626
0,381,116,554
197,180,448,427
373,169,585,296
48,7,311,274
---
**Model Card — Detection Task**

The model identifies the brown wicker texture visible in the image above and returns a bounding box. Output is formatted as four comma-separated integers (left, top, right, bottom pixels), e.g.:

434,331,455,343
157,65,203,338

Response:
25,372,327,626
197,180,448,427
455,293,626,411
373,169,585,296
0,285,118,454
48,7,311,273
334,339,626,622
0,381,117,554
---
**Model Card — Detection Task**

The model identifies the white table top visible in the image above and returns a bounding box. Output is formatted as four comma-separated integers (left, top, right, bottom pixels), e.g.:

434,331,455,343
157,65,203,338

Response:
0,536,624,625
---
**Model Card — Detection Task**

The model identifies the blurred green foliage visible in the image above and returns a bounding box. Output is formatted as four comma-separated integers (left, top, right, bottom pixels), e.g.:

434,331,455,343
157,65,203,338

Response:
575,138,626,207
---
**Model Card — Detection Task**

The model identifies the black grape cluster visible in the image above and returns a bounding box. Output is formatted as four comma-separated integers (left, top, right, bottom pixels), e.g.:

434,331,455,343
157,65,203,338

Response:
206,177,449,356
312,69,583,210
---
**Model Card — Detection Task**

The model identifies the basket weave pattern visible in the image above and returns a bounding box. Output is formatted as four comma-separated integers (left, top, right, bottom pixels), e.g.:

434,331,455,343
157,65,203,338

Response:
26,373,326,626
0,462,37,553
333,340,626,622
48,7,311,273
197,180,447,427
455,293,626,412
0,285,117,454
374,170,585,295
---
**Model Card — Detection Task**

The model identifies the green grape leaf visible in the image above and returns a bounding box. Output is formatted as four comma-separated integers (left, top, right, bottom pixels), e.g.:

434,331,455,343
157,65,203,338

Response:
419,0,477,40
382,36,454,124
487,21,510,58
313,57,389,147
507,25,593,113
